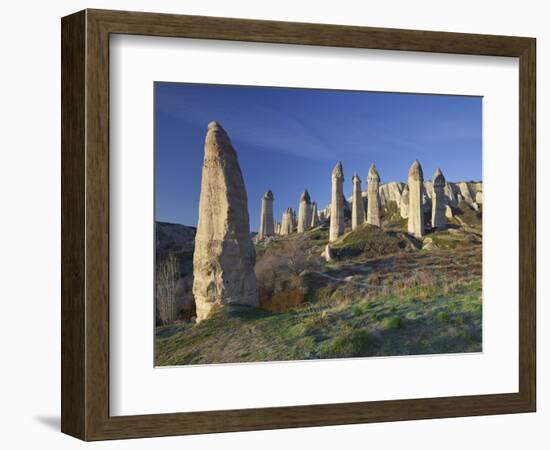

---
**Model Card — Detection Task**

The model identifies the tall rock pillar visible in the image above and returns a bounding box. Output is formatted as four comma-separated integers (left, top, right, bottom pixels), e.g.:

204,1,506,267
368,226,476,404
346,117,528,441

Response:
329,162,345,242
258,190,275,240
351,173,365,229
192,122,258,322
366,164,381,227
431,168,446,230
310,201,320,227
297,189,312,233
407,160,425,238
280,207,293,235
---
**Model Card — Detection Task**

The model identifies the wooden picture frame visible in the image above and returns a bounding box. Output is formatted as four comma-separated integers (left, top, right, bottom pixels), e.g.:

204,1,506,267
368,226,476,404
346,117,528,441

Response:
61,9,536,441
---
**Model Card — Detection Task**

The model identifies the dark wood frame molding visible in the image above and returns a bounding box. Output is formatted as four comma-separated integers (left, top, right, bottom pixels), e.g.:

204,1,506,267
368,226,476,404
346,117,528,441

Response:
61,9,536,441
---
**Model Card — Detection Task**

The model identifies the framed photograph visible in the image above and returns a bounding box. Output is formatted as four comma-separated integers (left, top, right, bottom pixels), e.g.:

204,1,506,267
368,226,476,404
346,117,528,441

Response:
61,9,536,441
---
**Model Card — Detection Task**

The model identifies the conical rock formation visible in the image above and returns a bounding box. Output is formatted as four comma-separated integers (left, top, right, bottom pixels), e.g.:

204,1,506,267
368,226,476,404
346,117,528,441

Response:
258,190,275,240
407,160,425,238
431,168,446,229
192,122,258,322
297,189,312,233
311,201,320,227
367,164,381,227
351,173,365,230
280,208,293,235
329,162,345,242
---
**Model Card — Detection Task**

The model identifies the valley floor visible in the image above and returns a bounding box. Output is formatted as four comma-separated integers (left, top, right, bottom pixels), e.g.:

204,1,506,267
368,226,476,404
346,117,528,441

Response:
155,241,482,366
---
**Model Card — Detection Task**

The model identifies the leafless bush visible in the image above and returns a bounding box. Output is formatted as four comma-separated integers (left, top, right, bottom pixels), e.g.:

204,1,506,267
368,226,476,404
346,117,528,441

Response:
255,235,323,311
156,253,179,325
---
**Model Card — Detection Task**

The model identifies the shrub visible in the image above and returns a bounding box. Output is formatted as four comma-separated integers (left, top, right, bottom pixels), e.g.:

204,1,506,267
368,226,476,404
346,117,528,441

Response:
255,234,323,312
320,329,370,358
436,311,450,322
383,316,404,330
156,253,179,325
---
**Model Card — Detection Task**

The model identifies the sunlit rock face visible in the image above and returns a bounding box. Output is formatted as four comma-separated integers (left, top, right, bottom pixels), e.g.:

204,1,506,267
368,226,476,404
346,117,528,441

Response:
431,168,447,230
367,164,381,227
407,160,425,238
329,162,345,242
192,122,258,322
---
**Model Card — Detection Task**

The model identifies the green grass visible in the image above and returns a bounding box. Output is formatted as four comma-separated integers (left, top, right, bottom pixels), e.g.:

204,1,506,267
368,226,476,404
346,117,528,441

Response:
331,223,408,259
155,279,482,365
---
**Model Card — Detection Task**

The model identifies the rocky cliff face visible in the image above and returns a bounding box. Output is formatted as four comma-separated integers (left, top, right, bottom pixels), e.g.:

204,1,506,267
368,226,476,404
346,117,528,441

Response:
375,180,481,209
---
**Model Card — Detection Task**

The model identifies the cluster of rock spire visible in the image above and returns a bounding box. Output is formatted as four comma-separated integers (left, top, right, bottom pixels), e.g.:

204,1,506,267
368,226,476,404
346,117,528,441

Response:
192,122,478,321
256,159,455,243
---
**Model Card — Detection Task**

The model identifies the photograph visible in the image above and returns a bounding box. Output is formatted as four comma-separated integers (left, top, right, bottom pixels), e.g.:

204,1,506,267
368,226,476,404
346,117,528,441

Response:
153,82,483,366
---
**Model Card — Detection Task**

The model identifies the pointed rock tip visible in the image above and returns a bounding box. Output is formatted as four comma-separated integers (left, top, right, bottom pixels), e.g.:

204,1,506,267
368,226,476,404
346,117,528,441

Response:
433,167,445,184
408,159,423,177
264,190,274,200
207,121,223,130
332,161,344,178
300,189,311,203
368,163,380,180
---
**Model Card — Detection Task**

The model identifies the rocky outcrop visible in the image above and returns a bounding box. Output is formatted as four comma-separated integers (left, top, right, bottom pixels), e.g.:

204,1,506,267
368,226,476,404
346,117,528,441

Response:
431,168,446,230
407,160,425,238
400,185,409,219
280,207,293,235
367,164,381,227
329,162,345,242
257,190,275,240
192,122,258,322
378,181,405,207
351,173,365,230
297,189,312,233
475,191,483,205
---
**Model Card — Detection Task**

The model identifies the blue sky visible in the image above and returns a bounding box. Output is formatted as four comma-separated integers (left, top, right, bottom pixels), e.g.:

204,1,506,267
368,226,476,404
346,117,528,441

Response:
155,82,482,230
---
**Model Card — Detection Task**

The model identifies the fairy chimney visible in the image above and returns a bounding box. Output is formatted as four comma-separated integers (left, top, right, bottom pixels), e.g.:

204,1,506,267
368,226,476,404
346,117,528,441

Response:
280,208,294,235
192,122,258,322
366,164,381,227
311,201,320,227
297,189,312,233
407,160,425,238
431,168,446,230
258,190,275,240
329,162,345,242
351,172,365,229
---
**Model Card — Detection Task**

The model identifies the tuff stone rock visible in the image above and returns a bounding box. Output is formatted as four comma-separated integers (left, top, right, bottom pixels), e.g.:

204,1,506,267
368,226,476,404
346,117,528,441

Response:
475,191,483,205
351,173,365,230
329,162,345,242
323,244,334,262
297,189,312,233
457,182,475,205
400,185,409,219
258,190,275,240
407,160,425,238
378,181,405,207
367,164,381,227
193,122,258,322
311,201,320,227
431,168,447,230
280,207,294,235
